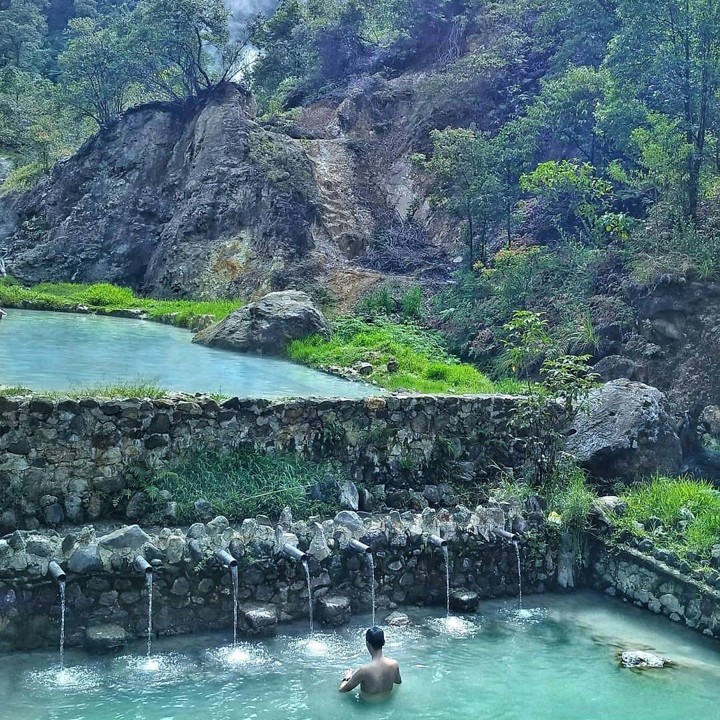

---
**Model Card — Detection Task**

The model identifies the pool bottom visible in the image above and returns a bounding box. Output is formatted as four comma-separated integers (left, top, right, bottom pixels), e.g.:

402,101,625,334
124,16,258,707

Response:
3,591,719,720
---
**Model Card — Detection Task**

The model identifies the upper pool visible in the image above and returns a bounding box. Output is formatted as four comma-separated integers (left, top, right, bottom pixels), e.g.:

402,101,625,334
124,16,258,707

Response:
3,592,719,720
0,309,379,399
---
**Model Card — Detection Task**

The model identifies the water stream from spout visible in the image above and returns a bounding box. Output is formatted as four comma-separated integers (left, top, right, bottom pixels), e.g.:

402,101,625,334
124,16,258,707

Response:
302,560,314,634
146,573,154,657
231,565,239,647
59,580,66,670
368,552,376,627
443,545,450,619
513,540,523,610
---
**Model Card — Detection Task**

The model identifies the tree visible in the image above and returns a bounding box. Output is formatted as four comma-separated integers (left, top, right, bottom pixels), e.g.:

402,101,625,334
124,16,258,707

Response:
132,0,248,101
251,0,317,107
416,127,504,265
535,0,619,71
58,14,142,127
503,310,598,487
0,0,48,72
524,66,613,167
520,160,614,241
608,0,720,219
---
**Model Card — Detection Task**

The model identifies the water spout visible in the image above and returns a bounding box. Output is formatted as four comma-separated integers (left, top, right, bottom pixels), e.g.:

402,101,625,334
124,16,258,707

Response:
49,562,67,670
368,552,376,627
48,561,67,584
282,543,308,563
348,539,371,554
442,545,450,619
145,572,154,658
302,560,314,635
428,534,448,548
134,555,153,575
513,539,523,610
214,549,238,568
231,565,239,646
214,549,240,646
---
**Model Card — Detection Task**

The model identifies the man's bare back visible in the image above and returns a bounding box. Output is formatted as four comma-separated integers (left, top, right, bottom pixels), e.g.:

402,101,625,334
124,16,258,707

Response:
339,627,402,700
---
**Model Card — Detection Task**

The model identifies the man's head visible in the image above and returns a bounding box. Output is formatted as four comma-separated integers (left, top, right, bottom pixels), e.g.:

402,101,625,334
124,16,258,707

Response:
365,626,385,654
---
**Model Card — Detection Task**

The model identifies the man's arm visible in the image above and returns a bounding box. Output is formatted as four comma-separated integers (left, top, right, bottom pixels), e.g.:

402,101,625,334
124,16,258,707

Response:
394,663,402,685
339,667,364,693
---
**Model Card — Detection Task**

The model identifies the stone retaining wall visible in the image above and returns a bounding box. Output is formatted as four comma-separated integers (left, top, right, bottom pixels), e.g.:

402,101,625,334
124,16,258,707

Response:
590,541,720,639
0,505,555,652
0,394,518,530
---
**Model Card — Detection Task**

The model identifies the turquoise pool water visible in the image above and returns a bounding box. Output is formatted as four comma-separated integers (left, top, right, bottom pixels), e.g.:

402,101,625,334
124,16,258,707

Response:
0,309,378,398
3,592,719,720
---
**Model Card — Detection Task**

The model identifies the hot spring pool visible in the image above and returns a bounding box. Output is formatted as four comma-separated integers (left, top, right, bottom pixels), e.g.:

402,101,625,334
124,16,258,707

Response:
3,592,719,720
0,309,378,399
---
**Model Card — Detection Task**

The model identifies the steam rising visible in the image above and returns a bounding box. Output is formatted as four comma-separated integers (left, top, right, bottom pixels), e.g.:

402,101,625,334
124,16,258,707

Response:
225,0,279,40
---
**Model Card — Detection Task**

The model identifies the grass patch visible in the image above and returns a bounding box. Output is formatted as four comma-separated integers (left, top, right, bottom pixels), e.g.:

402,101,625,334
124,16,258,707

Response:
0,280,243,328
0,381,171,399
141,448,346,522
617,476,720,562
287,317,522,394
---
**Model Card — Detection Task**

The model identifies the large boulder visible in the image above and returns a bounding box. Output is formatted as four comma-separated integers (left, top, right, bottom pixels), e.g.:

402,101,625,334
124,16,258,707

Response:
193,291,330,355
566,379,682,482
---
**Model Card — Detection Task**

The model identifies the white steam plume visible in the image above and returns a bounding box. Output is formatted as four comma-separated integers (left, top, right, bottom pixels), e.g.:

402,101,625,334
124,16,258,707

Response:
224,0,279,41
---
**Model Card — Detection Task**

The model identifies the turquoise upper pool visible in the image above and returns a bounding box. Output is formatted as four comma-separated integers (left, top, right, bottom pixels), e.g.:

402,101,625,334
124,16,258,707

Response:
3,592,719,720
0,309,378,398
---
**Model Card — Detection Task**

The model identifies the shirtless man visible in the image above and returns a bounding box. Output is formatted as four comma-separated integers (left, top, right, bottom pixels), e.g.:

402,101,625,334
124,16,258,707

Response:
338,627,402,700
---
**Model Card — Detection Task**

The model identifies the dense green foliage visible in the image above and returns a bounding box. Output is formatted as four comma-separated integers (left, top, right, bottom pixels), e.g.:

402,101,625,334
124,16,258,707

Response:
0,0,249,186
0,279,243,327
139,448,346,522
288,316,522,394
617,476,720,564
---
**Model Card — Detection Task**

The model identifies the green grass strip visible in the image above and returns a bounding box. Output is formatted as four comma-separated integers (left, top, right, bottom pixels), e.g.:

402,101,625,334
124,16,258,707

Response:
617,475,720,562
287,316,522,395
0,278,243,328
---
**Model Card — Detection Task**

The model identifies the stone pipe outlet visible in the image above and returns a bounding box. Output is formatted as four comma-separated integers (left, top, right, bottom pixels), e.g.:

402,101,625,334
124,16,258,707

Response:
48,560,66,584
428,534,448,548
214,549,238,568
493,528,515,542
133,555,153,575
282,543,308,563
348,539,372,554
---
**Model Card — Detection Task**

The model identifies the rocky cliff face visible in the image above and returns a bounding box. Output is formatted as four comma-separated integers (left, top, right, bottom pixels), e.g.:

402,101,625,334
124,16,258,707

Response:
594,281,720,418
0,84,393,302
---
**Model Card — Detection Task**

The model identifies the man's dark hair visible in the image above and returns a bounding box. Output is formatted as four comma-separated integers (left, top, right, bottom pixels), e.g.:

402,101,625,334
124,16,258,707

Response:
366,626,385,649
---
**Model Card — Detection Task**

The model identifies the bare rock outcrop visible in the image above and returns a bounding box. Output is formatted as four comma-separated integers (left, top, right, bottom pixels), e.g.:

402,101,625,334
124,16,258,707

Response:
193,290,329,355
0,84,382,300
567,379,682,482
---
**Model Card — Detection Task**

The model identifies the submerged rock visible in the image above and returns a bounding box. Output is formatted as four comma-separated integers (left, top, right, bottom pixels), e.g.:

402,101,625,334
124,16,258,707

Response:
449,589,479,612
385,611,411,627
620,650,670,669
194,291,330,356
238,603,278,637
85,624,127,654
318,595,352,626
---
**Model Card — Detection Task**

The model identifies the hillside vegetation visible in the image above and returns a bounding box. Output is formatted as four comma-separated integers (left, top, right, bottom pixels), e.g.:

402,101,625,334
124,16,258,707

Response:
3,1,719,373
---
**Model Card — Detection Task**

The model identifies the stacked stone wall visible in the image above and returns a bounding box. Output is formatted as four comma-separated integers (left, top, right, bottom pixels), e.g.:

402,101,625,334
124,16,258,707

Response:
590,541,720,639
0,394,518,530
0,505,555,652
